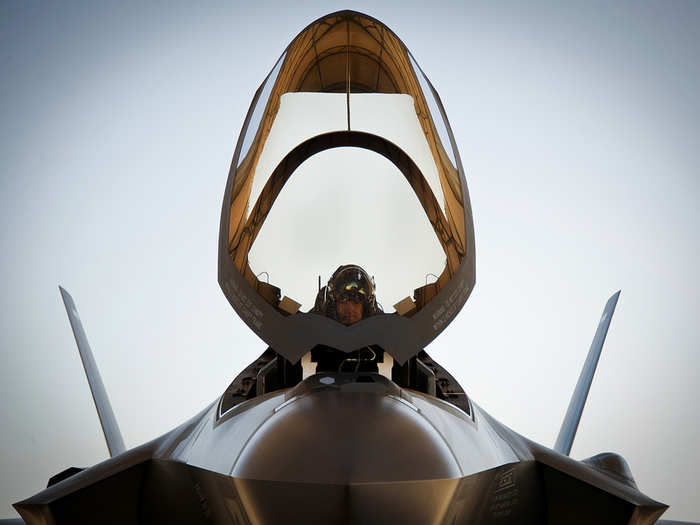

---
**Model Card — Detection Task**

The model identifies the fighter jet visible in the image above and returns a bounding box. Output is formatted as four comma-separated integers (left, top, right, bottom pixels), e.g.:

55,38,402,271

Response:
6,10,696,525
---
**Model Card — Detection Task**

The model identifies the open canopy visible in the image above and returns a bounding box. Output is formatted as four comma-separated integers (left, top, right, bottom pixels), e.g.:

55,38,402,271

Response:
218,10,475,363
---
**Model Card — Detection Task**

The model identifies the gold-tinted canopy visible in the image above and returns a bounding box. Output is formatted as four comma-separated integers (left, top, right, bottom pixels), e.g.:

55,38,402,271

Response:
225,10,472,317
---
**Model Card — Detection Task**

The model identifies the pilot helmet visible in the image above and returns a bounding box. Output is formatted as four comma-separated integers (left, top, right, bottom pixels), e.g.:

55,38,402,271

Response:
325,264,378,318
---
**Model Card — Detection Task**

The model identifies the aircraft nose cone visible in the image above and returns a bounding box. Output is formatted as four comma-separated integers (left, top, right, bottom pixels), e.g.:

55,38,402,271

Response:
232,374,461,483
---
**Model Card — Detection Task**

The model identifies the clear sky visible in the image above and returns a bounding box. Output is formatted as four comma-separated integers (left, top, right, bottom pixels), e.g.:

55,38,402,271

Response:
1,1,699,521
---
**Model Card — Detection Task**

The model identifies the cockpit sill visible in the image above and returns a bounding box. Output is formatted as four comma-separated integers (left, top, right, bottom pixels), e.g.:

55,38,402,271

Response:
217,348,473,425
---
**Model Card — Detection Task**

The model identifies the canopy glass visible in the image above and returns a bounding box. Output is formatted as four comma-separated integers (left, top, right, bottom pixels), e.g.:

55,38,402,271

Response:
219,11,475,362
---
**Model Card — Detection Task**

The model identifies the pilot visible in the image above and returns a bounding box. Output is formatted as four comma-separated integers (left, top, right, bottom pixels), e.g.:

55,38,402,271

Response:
307,265,383,373
313,264,381,325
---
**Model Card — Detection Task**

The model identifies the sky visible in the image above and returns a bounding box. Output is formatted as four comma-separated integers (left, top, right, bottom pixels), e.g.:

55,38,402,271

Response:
1,1,699,521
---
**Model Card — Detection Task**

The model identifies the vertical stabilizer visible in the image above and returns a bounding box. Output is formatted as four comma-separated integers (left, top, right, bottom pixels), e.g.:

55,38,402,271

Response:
59,286,126,457
554,291,621,456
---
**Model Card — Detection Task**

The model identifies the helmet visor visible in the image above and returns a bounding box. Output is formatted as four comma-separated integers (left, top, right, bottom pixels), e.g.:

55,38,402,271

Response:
331,267,373,304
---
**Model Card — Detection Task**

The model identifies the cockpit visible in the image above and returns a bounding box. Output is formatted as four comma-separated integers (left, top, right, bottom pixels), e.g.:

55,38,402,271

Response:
216,10,477,417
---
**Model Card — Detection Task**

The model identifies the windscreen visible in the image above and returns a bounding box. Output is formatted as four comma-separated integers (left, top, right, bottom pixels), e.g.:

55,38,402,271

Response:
219,11,475,362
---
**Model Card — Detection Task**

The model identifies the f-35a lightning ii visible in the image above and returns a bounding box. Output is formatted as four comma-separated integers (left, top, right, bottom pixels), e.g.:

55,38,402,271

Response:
6,10,696,525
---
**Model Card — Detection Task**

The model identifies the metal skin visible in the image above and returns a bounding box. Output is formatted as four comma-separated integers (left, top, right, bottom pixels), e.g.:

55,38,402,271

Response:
10,290,682,524
8,10,695,525
13,369,669,524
